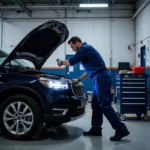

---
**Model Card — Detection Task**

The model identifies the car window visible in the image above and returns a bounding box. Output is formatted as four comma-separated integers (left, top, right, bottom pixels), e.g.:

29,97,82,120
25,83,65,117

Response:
0,50,30,67
10,60,21,66
0,56,29,67
0,57,5,65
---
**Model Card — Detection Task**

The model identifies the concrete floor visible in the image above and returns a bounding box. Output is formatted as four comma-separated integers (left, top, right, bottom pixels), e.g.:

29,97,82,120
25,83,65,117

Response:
0,103,150,150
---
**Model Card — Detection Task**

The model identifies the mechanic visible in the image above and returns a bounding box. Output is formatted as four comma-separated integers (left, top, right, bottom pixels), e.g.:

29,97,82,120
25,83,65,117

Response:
56,36,130,141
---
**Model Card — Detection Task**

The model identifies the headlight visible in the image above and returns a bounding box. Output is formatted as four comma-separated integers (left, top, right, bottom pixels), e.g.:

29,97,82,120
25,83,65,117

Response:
39,78,69,90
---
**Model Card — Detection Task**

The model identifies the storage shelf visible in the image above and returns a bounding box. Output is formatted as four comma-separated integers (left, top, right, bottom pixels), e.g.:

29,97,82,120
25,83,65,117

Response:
122,78,145,81
122,82,145,84
122,98,145,99
122,92,145,93
122,103,146,105
122,87,145,88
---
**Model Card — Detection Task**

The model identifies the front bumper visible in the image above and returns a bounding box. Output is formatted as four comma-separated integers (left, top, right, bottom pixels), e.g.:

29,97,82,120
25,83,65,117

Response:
44,97,87,124
44,106,86,124
71,112,86,121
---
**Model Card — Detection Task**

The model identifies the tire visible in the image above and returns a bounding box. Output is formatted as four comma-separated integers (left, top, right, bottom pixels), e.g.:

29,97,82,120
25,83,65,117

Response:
0,94,42,140
143,115,150,121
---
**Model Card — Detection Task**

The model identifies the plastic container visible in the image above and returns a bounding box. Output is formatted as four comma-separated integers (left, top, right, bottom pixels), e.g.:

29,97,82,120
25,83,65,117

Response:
87,91,93,102
132,66,145,74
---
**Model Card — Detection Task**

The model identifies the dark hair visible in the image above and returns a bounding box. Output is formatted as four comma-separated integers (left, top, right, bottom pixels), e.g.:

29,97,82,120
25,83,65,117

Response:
68,36,82,44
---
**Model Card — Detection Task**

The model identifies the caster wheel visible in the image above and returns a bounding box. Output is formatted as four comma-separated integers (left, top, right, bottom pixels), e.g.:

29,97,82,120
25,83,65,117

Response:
120,114,126,121
143,115,149,121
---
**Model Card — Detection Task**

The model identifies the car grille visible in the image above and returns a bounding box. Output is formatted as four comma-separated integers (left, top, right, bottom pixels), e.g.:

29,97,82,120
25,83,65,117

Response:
71,83,85,97
67,107,85,117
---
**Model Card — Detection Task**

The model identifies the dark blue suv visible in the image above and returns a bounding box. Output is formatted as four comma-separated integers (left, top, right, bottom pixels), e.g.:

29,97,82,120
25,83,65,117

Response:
0,20,87,140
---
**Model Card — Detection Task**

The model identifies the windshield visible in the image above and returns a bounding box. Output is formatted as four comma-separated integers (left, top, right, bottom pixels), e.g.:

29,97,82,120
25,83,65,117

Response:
0,50,29,67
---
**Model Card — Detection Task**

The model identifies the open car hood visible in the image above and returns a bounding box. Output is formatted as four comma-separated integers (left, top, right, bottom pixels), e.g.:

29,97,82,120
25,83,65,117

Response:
2,20,69,70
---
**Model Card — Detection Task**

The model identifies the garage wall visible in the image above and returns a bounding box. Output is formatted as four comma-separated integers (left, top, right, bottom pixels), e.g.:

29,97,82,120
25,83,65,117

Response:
0,13,2,49
136,3,150,67
112,20,135,67
135,3,150,91
1,4,135,68
0,20,1,49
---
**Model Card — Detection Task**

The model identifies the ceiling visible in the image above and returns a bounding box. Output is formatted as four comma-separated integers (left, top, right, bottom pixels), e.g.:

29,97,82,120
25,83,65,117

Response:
0,0,140,17
0,0,139,5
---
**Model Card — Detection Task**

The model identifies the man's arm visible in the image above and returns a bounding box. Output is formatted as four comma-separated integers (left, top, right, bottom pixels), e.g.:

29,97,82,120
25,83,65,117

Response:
57,47,87,67
57,59,88,82
71,72,88,84
57,59,70,66
61,60,70,66
58,60,88,80
79,72,88,81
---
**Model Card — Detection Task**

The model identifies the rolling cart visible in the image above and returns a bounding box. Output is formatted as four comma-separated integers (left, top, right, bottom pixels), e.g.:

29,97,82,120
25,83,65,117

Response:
116,74,149,121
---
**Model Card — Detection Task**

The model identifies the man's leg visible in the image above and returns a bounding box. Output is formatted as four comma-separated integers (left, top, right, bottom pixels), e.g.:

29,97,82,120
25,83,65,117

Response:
94,73,130,141
83,87,103,136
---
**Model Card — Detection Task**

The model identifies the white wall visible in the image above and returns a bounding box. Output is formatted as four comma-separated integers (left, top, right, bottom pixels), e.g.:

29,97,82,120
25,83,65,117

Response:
0,13,2,49
112,20,135,67
0,20,1,49
1,4,135,67
136,3,150,66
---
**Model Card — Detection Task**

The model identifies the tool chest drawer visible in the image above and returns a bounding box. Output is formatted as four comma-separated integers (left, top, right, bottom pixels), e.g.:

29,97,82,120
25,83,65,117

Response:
115,74,149,121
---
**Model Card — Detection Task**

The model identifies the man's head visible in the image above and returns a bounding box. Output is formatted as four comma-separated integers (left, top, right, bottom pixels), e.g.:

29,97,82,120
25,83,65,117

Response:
68,36,82,52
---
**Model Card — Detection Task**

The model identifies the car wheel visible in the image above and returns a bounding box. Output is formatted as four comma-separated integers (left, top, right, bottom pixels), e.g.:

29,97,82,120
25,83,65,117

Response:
0,94,42,140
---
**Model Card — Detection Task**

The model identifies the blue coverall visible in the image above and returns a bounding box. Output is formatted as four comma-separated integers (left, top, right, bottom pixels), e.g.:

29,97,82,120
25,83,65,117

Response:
69,42,128,135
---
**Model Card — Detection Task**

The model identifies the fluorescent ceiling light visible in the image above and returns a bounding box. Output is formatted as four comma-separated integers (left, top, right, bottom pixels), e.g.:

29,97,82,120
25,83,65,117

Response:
79,4,108,8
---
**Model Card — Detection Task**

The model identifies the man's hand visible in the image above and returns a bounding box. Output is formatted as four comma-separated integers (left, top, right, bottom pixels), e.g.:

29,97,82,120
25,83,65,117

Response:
72,78,81,84
57,59,62,67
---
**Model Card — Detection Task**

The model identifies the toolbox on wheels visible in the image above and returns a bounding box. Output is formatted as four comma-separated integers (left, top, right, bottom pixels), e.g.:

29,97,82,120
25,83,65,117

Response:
116,74,149,121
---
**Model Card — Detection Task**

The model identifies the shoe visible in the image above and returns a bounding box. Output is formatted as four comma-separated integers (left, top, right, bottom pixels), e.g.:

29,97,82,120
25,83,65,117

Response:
110,131,130,141
83,128,102,136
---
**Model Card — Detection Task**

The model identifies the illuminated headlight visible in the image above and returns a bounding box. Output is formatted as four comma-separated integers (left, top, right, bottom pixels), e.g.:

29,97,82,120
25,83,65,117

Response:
48,80,68,89
40,78,68,89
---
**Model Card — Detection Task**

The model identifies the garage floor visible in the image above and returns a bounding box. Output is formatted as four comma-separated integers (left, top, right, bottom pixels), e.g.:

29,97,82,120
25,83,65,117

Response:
0,103,150,150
